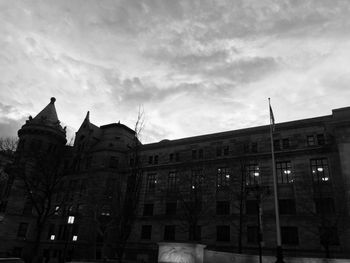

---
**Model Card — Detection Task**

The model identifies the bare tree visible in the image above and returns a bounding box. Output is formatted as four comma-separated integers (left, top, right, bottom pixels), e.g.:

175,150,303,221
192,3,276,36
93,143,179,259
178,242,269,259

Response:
9,148,67,263
0,137,18,213
109,108,145,263
0,137,18,153
296,173,348,258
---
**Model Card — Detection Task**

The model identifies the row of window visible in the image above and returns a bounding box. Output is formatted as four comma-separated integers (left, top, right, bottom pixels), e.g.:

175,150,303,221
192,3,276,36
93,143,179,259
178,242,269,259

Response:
140,225,338,245
145,158,330,192
47,223,79,241
17,222,79,241
17,139,58,153
146,134,326,166
141,197,334,217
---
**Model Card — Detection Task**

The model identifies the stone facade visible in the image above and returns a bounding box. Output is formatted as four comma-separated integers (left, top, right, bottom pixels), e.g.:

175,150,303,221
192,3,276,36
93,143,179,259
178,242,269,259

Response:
0,98,350,261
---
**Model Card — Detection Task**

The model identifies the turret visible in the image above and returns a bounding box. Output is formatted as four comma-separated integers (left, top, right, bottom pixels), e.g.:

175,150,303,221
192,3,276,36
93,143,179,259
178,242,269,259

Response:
16,97,67,157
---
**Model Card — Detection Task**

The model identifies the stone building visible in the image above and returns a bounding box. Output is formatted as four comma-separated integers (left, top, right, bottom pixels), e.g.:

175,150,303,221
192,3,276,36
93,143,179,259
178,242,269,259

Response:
0,97,350,262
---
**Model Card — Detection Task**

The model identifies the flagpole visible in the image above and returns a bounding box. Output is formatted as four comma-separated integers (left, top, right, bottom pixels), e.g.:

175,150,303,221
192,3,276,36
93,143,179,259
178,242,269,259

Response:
269,98,284,263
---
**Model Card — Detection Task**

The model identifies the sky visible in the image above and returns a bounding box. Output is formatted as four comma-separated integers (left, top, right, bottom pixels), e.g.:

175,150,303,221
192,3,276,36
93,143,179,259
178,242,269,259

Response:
1,0,350,143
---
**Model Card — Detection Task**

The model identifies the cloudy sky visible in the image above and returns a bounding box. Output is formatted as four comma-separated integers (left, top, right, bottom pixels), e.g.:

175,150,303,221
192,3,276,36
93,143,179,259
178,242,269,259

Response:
1,0,350,143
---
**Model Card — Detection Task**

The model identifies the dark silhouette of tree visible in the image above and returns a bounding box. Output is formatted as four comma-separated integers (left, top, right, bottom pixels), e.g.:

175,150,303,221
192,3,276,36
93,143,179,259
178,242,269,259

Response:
110,108,145,263
9,146,67,263
296,170,348,258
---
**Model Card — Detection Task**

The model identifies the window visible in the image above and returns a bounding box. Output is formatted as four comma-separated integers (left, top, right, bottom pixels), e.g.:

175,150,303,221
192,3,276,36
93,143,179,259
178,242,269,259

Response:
47,224,55,240
101,205,111,216
154,155,159,164
276,161,293,184
189,225,201,241
279,199,296,215
167,171,177,191
85,156,92,169
217,225,230,241
47,143,56,153
315,198,335,214
246,200,258,215
282,138,290,149
307,135,315,146
216,201,230,215
281,226,299,245
109,156,118,168
319,227,339,245
198,149,204,159
245,164,260,185
217,167,231,189
13,247,23,257
310,158,330,183
54,205,60,215
143,204,154,216
216,146,222,157
169,153,174,162
58,225,67,240
247,226,259,243
0,200,7,212
146,173,157,192
192,149,197,159
148,156,153,164
22,199,33,215
164,225,175,241
223,146,229,156
141,225,152,240
166,202,177,215
175,152,180,162
251,143,258,153
191,169,204,190
17,223,28,238
243,143,249,153
317,134,325,145
274,139,281,151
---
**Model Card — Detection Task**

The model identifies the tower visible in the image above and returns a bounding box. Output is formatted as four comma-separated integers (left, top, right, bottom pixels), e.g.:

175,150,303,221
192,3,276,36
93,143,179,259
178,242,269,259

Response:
16,97,67,158
0,97,67,259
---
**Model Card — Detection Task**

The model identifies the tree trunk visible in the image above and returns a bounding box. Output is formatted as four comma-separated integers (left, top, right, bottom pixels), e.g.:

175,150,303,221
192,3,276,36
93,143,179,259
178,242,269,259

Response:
31,222,44,263
325,244,330,259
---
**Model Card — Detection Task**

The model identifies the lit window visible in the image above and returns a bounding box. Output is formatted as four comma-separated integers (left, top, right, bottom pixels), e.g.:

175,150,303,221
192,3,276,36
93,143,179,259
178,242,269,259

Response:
191,169,204,191
310,159,330,183
50,235,55,241
67,216,75,224
217,167,231,189
146,173,157,192
54,206,60,215
245,164,260,185
276,161,293,184
72,235,78,241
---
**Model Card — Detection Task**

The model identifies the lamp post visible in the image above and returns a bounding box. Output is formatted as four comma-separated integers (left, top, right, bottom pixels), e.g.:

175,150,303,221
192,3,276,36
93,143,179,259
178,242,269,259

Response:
63,215,75,263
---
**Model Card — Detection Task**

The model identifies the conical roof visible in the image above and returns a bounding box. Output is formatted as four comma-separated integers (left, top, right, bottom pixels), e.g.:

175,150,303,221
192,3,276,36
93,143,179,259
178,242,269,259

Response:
32,97,60,126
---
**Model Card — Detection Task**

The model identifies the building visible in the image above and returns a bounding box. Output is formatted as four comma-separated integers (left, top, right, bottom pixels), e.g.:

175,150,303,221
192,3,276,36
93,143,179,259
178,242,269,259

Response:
0,97,350,262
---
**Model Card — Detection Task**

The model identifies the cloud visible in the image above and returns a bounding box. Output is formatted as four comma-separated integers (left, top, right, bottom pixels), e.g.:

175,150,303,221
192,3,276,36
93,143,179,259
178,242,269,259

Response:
1,0,350,143
0,117,26,138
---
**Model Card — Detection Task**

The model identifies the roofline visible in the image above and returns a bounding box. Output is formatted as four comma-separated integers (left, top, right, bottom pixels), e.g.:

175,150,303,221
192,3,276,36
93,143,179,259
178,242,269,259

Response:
142,114,333,149
100,123,135,134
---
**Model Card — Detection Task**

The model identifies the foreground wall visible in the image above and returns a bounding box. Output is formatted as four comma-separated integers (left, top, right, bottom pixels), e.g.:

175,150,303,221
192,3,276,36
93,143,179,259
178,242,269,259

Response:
204,250,350,263
157,243,350,263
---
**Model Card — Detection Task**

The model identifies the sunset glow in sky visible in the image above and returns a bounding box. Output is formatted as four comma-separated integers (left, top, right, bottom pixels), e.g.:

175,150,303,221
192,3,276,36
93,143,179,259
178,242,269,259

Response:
1,0,350,143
